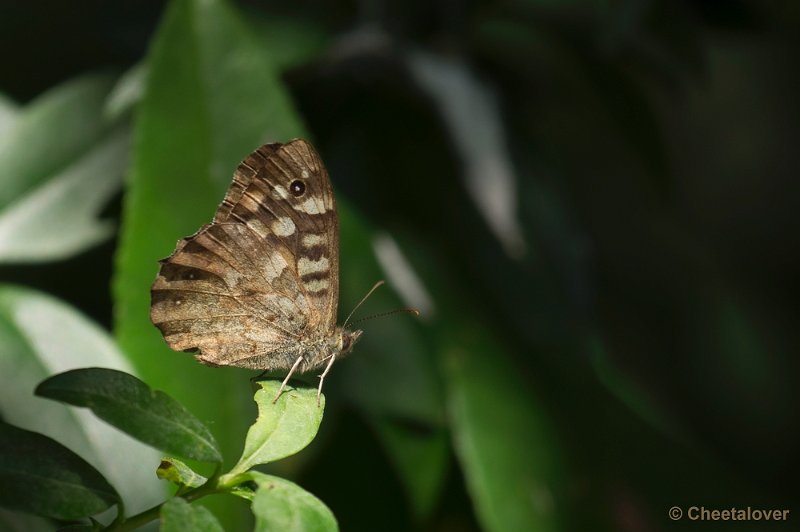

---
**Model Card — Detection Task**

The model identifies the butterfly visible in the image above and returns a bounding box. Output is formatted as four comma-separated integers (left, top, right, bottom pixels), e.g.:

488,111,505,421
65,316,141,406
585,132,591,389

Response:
150,139,364,403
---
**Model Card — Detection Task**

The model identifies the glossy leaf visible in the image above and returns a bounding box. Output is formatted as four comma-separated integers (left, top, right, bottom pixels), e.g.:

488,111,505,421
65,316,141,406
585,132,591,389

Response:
160,498,223,532
0,74,125,263
113,0,304,476
113,0,305,527
249,472,337,532
157,457,207,489
36,368,222,463
0,285,164,515
0,422,118,520
104,63,147,120
228,381,324,476
0,127,129,263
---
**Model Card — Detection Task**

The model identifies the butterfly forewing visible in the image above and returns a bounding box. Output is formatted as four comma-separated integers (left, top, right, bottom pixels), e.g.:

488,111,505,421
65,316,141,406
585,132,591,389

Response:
150,139,340,370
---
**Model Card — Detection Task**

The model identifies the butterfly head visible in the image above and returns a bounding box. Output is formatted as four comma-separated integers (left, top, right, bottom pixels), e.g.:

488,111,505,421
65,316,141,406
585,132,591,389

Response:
337,327,363,355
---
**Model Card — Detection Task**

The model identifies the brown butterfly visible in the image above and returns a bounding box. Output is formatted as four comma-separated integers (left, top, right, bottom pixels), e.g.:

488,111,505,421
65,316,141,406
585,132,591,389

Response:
150,139,366,402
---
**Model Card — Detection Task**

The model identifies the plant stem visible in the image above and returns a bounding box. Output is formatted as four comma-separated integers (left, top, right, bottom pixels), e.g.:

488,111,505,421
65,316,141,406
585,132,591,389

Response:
107,502,162,532
105,468,224,531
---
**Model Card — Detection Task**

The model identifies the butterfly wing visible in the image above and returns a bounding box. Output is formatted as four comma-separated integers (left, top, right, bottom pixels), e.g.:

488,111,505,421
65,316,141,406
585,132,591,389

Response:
150,139,340,369
219,140,340,333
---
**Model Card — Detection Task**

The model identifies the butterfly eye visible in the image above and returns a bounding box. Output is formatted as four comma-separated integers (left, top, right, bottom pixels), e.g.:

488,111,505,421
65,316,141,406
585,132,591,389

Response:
290,180,306,197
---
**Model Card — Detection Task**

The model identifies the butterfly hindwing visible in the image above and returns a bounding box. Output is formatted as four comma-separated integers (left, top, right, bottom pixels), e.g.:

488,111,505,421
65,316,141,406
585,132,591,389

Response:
150,139,340,370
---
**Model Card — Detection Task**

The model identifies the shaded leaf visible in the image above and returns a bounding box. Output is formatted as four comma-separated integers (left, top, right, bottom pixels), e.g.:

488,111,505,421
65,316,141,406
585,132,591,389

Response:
0,508,52,532
160,497,223,532
228,381,324,476
443,330,564,532
36,368,221,463
249,472,337,532
157,457,207,489
0,284,164,515
372,420,449,520
336,204,448,517
589,337,689,444
0,422,118,520
250,16,330,70
337,203,444,425
57,525,97,532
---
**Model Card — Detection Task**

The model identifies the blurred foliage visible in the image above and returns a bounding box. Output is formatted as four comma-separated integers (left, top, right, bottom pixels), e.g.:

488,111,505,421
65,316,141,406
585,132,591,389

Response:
1,0,799,530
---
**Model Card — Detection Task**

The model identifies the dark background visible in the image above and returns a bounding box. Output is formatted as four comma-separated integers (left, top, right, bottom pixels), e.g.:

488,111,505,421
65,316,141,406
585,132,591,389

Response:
1,1,798,530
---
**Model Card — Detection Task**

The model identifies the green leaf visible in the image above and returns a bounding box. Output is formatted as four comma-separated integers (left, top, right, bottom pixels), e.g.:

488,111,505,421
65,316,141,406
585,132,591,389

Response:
157,457,208,489
249,472,337,532
443,330,564,532
0,126,129,263
114,0,306,527
250,16,330,70
371,420,449,520
160,498,223,532
0,74,124,262
228,381,324,476
0,284,164,515
0,508,52,532
0,422,118,520
104,62,147,120
589,337,689,444
57,524,99,532
0,93,18,137
36,368,222,463
336,205,449,518
112,2,305,525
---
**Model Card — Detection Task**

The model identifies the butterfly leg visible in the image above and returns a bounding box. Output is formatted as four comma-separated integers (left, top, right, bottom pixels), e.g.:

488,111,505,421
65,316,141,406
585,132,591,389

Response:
273,356,304,404
316,353,337,406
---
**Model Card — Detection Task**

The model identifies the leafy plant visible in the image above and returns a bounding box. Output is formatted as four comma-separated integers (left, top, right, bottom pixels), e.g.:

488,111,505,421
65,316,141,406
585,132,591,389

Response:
1,369,334,531
3,0,798,530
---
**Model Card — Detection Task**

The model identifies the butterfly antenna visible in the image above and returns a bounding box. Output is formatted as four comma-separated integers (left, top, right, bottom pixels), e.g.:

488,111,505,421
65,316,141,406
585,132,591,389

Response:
350,307,420,325
343,280,385,328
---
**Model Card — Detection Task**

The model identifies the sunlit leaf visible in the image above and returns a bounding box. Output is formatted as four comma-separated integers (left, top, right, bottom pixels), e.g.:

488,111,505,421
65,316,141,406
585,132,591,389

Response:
113,2,306,526
227,381,323,476
0,127,129,263
0,94,18,137
0,284,164,515
0,74,115,210
104,63,147,120
0,74,125,263
36,368,222,463
157,457,207,489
